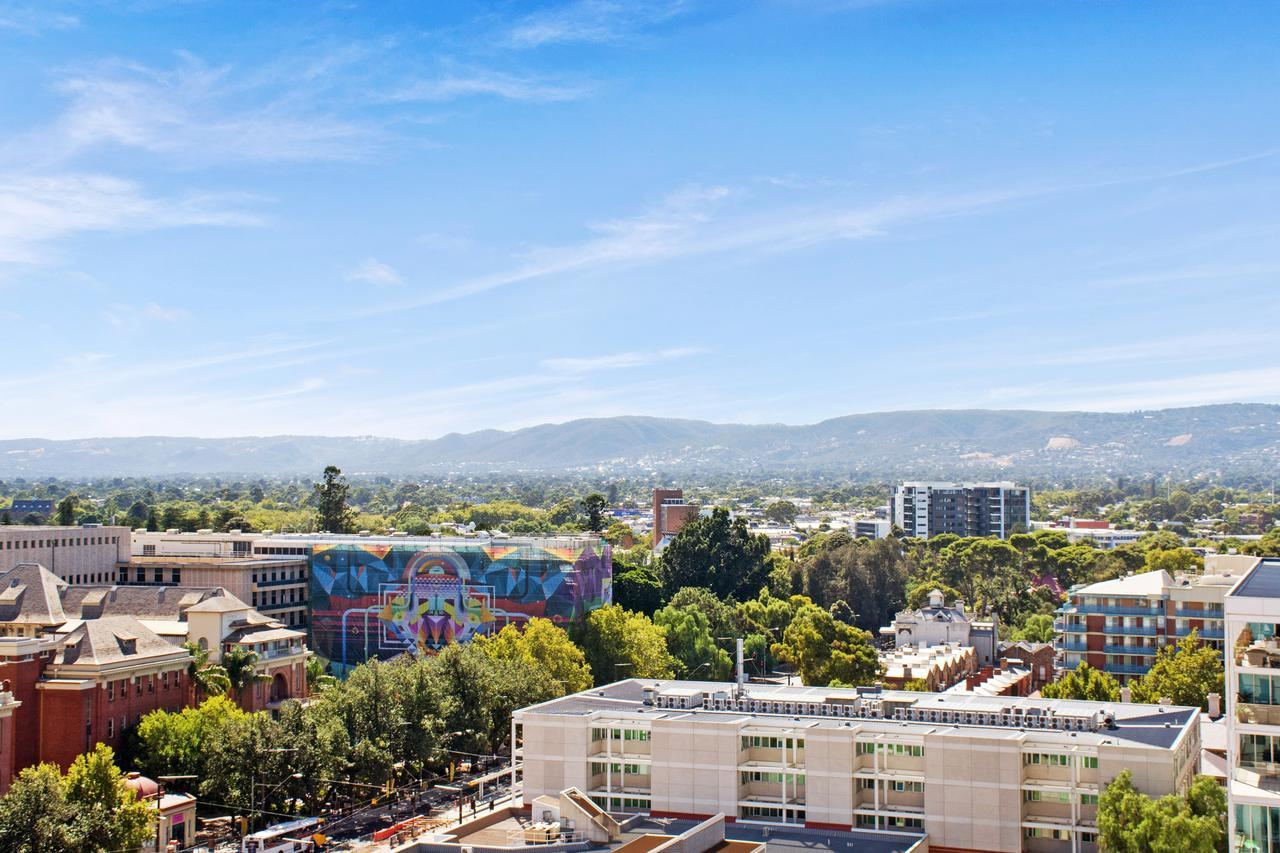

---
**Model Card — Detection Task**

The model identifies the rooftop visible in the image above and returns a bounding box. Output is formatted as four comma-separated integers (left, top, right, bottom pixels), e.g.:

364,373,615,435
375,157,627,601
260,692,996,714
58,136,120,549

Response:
1230,559,1280,600
519,679,1200,751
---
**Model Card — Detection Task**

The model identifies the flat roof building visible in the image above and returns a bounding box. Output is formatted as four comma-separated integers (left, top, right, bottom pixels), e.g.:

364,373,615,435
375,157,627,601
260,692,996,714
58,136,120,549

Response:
891,482,1030,540
0,525,129,585
514,679,1201,853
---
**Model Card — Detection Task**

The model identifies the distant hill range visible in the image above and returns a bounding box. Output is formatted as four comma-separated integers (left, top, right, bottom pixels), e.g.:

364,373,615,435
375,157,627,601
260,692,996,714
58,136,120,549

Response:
2,404,1279,479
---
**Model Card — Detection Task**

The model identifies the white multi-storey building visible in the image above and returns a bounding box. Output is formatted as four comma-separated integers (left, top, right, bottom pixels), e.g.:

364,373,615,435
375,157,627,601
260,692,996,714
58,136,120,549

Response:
1225,557,1280,851
891,482,1031,540
514,680,1201,853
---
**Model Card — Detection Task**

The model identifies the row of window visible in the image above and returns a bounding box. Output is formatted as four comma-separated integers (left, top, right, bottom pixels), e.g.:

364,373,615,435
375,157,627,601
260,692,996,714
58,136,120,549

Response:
591,762,645,775
3,535,119,549
742,735,804,750
857,742,924,757
591,728,650,742
1025,828,1097,842
1239,674,1280,706
106,671,179,700
860,778,923,793
856,814,923,830
1024,753,1097,768
67,572,113,585
741,771,804,785
1024,790,1098,804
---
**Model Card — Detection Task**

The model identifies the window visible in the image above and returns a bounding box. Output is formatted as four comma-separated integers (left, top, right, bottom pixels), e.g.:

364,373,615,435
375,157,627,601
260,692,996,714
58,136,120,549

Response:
1025,790,1070,803
1023,753,1071,767
891,780,923,793
1081,794,1099,805
1024,828,1070,840
107,681,115,701
106,718,113,738
1081,756,1099,769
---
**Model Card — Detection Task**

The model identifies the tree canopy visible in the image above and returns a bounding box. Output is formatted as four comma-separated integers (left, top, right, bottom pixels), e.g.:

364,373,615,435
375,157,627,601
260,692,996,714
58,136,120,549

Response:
1097,770,1225,853
1039,662,1121,702
1130,631,1224,710
660,507,772,600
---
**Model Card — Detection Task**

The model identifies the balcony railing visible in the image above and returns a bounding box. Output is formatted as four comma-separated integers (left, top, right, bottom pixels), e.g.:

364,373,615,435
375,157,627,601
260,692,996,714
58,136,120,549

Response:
1070,605,1164,617
1103,663,1150,675
1102,624,1158,636
1174,609,1223,620
1104,644,1157,656
1236,703,1280,726
1060,640,1088,652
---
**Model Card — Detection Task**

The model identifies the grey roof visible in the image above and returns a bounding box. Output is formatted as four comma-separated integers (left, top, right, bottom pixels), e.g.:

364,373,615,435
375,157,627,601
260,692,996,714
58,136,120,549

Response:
523,679,1198,751
53,615,185,666
1230,559,1280,599
0,563,68,625
61,584,234,620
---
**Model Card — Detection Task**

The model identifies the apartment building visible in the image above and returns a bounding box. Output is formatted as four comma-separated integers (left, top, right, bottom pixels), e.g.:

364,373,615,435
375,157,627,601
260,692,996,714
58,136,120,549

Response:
0,525,129,584
126,530,310,627
1224,557,1280,851
514,679,1201,853
1054,556,1250,683
891,483,1030,540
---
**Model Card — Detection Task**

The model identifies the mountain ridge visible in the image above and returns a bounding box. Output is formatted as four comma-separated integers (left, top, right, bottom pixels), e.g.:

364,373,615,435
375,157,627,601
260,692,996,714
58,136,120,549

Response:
2,404,1278,478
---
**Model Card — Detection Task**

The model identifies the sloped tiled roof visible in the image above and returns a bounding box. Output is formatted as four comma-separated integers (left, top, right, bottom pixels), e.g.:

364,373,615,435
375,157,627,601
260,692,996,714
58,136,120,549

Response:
61,585,231,620
52,615,185,666
0,563,68,625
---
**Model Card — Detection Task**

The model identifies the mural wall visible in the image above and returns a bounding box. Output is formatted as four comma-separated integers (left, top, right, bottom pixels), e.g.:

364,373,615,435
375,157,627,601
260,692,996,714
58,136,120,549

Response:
308,540,611,671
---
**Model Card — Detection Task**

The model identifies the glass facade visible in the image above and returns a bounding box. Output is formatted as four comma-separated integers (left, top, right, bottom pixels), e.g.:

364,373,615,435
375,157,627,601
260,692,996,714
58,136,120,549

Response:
1236,804,1280,851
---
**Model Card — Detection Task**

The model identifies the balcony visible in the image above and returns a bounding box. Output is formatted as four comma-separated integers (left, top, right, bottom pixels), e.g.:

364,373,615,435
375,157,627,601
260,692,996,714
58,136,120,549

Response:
1103,663,1150,675
1102,624,1158,636
1174,608,1223,620
1103,644,1157,656
1076,605,1164,617
1236,703,1280,726
1233,764,1280,793
1055,621,1084,634
1060,639,1088,652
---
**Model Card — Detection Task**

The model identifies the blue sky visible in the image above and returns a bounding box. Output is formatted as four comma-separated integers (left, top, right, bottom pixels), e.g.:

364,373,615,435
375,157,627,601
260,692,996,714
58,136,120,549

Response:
0,0,1278,439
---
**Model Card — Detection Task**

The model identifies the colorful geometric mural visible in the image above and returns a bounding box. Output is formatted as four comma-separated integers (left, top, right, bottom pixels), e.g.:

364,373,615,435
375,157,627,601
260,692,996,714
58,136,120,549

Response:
308,538,612,672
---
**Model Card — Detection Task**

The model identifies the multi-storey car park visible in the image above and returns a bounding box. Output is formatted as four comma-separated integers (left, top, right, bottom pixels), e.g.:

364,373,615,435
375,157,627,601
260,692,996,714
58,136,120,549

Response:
513,680,1201,853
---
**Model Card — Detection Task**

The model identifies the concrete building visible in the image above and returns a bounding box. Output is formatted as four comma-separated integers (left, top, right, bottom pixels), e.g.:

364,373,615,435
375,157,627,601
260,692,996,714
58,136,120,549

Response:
514,679,1201,853
0,561,308,778
855,519,892,540
882,589,999,667
125,772,197,851
0,525,129,584
1055,556,1249,683
891,483,1031,540
0,685,19,794
1224,557,1280,850
127,530,309,627
653,489,699,550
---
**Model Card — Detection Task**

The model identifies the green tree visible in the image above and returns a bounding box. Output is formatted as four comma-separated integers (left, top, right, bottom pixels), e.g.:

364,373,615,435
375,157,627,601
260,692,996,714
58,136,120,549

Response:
63,744,155,853
666,586,739,639
1010,613,1056,644
479,618,593,693
613,565,666,614
573,605,677,684
770,601,880,687
306,656,338,692
661,507,771,600
1131,631,1224,710
55,494,78,526
580,493,608,533
764,500,799,525
315,465,355,534
1040,662,1120,701
1143,547,1203,575
1097,769,1225,853
0,763,73,852
654,603,733,680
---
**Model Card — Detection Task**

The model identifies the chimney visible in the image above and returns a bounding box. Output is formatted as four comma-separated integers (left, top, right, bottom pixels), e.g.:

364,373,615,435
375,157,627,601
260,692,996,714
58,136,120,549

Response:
902,666,913,682
1120,687,1131,703
1207,693,1221,718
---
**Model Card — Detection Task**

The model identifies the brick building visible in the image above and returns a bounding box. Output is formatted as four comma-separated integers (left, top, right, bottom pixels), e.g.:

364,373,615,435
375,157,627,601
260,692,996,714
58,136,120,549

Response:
0,562,308,780
652,489,699,550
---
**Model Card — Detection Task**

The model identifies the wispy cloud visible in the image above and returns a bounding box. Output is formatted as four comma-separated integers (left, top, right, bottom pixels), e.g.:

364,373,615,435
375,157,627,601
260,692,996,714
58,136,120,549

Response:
0,3,78,33
102,301,190,331
345,258,404,287
542,346,702,374
984,366,1280,412
27,54,375,166
386,68,593,103
504,0,686,48
0,172,258,264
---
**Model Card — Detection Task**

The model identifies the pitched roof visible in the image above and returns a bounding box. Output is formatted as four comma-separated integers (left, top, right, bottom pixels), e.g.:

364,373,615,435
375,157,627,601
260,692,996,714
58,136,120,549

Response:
52,615,186,666
61,585,234,620
0,563,68,625
182,593,253,614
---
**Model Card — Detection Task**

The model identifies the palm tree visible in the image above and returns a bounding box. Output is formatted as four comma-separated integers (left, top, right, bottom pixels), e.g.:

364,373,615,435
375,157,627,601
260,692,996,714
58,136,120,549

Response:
222,646,272,694
181,641,232,697
305,655,338,693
